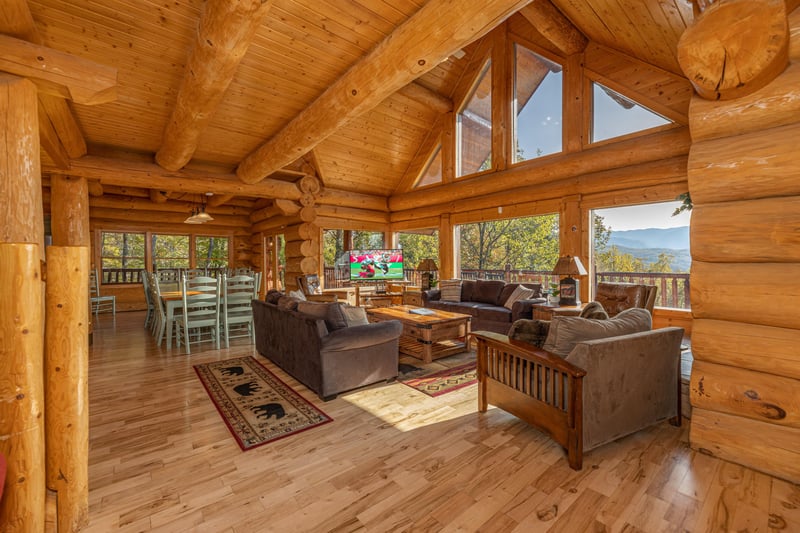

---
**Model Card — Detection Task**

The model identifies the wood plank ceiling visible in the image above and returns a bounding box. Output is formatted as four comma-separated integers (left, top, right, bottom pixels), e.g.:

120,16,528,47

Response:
21,0,694,202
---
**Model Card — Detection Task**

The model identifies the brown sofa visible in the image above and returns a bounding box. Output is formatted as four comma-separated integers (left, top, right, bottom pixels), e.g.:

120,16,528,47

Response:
252,294,402,401
473,308,684,469
422,279,545,334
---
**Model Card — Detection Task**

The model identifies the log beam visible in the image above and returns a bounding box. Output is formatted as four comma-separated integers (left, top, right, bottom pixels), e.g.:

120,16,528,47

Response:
678,0,789,101
236,0,533,183
396,82,453,114
149,189,170,204
0,34,117,105
316,188,388,211
44,156,303,200
155,0,272,171
0,0,88,159
518,0,588,56
89,196,251,216
389,127,690,211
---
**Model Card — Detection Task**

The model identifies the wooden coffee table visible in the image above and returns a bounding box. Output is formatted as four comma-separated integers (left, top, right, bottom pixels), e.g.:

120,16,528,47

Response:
366,305,471,363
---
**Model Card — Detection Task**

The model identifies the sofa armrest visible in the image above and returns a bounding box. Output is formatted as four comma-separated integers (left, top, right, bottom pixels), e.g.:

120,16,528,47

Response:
511,297,548,322
421,289,441,305
565,327,684,451
321,320,403,352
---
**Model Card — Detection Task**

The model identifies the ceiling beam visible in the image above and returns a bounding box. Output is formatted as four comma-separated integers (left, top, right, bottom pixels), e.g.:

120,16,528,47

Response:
236,0,533,184
519,0,588,56
0,34,117,105
44,156,302,200
0,0,87,159
155,0,273,171
397,82,453,113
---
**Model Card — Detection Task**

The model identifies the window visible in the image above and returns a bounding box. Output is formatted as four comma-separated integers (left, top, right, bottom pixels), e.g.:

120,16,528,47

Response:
592,201,691,308
457,60,492,177
513,44,563,162
152,234,190,271
591,82,672,143
415,145,442,188
457,214,559,280
195,236,229,269
397,229,439,271
100,232,145,284
352,231,384,249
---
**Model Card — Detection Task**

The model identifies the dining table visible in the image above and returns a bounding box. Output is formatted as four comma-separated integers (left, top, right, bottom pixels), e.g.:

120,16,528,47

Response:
159,290,200,349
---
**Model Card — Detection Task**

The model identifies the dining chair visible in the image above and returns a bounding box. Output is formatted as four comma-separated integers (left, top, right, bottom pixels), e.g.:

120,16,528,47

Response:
174,275,220,354
141,270,154,328
149,273,169,345
221,274,257,348
89,268,116,315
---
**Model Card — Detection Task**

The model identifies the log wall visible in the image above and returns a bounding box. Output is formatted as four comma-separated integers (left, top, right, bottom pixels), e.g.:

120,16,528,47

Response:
685,3,800,484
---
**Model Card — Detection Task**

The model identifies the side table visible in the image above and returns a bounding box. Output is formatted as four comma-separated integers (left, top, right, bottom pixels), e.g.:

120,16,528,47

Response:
532,302,586,320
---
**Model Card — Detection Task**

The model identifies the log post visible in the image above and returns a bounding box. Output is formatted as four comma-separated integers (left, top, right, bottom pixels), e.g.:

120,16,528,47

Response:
678,0,789,101
50,174,90,246
0,244,45,532
0,74,46,531
44,246,90,532
682,1,800,483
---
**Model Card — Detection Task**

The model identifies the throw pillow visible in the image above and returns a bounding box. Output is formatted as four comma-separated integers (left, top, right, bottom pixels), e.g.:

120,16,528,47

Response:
439,279,463,302
266,289,283,304
288,289,307,301
579,301,609,320
508,319,550,348
277,295,300,311
341,305,369,327
503,285,536,309
542,307,652,357
296,301,348,331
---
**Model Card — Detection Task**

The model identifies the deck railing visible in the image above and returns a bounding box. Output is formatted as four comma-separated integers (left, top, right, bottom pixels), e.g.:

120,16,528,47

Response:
100,266,229,285
322,266,691,309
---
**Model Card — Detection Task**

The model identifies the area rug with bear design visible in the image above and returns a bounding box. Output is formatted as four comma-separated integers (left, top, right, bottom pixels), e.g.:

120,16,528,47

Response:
193,356,332,451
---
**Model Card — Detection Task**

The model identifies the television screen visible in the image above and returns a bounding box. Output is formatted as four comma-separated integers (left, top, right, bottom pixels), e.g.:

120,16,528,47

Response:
348,249,404,281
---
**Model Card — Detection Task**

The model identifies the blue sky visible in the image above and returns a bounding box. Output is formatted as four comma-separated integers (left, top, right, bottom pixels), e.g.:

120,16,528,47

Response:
595,202,691,231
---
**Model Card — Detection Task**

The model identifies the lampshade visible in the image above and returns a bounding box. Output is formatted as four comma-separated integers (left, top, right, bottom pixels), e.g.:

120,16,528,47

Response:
192,208,214,222
551,255,587,277
416,258,438,271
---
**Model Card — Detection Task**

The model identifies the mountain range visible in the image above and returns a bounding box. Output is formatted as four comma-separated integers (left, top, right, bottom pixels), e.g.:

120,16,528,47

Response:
606,226,691,272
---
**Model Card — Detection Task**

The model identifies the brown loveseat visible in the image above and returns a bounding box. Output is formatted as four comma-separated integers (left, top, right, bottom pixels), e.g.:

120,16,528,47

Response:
473,308,683,469
422,279,545,334
252,294,402,401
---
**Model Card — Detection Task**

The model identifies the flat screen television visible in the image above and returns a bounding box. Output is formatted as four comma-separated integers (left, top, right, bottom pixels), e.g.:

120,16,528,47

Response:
348,249,404,281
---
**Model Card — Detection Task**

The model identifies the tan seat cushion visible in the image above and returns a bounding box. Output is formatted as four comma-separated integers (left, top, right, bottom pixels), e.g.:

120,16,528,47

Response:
542,307,652,357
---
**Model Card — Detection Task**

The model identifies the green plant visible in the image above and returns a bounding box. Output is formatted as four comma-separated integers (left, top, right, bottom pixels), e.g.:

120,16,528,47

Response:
672,192,693,216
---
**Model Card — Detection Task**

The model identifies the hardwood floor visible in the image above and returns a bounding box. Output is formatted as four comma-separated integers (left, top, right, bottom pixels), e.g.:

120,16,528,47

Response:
79,312,800,532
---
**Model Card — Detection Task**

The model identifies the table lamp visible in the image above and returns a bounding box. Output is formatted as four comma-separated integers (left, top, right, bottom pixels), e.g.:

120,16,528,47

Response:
416,258,438,291
552,255,587,306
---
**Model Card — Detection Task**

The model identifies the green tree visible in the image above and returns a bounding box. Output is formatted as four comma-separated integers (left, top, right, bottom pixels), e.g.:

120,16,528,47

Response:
648,252,674,273
459,214,559,271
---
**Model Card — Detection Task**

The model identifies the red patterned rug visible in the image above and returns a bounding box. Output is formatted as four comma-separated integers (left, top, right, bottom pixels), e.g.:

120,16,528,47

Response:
399,362,477,397
194,356,332,451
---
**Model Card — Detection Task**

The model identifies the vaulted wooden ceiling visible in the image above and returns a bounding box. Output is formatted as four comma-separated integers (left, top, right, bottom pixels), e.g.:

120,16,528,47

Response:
12,0,694,205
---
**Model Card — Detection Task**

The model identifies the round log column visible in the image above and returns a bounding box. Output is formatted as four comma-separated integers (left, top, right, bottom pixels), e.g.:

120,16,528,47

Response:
0,74,45,532
678,0,789,100
0,244,45,532
51,174,90,246
45,246,90,532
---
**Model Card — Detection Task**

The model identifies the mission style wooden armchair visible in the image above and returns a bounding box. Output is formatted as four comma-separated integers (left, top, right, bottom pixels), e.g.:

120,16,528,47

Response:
473,323,683,470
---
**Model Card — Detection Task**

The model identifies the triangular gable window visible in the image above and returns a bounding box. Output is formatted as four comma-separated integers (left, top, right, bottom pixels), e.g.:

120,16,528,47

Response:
457,61,492,177
591,82,672,143
415,145,442,188
514,44,562,162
